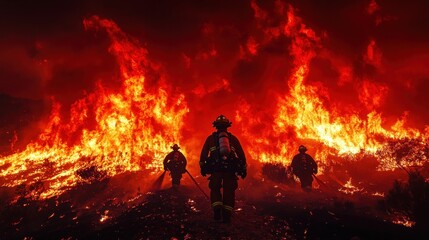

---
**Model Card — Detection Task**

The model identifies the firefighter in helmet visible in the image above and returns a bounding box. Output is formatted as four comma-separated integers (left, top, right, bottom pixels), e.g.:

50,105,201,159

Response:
291,145,318,191
200,115,247,223
163,144,187,187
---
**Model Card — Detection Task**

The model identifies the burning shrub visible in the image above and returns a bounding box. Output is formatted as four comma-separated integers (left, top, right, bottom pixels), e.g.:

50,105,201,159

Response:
261,163,295,184
381,170,429,229
15,180,45,202
377,138,429,171
76,165,107,184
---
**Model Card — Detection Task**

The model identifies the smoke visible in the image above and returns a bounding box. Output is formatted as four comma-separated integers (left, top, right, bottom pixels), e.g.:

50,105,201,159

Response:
1,0,428,119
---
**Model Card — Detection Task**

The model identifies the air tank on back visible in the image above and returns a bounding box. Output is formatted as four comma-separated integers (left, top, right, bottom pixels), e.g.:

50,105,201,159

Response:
218,132,231,156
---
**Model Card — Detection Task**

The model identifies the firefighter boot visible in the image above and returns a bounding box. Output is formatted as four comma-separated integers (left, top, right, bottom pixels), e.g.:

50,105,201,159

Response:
222,208,232,224
213,206,222,222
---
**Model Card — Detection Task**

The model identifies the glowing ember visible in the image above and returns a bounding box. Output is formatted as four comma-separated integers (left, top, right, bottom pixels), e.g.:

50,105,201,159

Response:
392,214,415,228
100,210,110,223
371,192,385,197
338,178,363,195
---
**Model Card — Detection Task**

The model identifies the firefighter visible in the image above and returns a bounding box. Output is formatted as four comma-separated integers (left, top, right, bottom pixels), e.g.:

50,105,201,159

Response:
199,115,247,223
291,145,318,191
163,144,187,188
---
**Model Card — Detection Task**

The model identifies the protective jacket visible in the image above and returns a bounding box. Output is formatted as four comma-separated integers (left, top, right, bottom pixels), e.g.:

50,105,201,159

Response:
199,131,246,177
291,153,317,177
164,150,187,173
200,129,247,223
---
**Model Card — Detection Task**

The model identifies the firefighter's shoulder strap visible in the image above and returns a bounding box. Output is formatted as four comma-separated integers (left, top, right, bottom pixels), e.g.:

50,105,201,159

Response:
209,132,218,153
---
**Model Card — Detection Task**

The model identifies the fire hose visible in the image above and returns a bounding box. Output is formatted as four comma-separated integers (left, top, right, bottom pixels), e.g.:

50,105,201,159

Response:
312,173,341,194
150,170,166,191
312,174,328,188
186,169,210,201
312,174,350,196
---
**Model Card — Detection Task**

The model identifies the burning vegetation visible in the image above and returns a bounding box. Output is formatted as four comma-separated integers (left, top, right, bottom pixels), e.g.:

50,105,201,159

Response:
379,169,429,230
0,0,428,239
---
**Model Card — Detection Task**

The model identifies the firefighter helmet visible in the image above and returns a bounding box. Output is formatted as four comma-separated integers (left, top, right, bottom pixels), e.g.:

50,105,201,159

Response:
171,144,180,150
212,114,232,129
298,145,307,153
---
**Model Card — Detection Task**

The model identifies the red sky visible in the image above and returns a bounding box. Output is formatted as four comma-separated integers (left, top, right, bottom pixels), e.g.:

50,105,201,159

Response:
1,0,429,129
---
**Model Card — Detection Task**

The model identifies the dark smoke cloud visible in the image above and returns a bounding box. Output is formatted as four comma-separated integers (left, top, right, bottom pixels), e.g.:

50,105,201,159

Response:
1,0,429,132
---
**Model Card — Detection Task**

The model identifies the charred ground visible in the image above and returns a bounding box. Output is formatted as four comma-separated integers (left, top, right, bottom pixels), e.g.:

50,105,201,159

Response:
0,167,426,240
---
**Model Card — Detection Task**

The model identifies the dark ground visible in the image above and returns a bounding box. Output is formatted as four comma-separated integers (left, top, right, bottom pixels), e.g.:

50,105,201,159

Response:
0,169,426,240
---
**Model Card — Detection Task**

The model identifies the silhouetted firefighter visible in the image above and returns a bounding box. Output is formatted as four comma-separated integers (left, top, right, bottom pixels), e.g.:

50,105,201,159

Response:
163,144,187,188
200,115,247,223
291,145,318,191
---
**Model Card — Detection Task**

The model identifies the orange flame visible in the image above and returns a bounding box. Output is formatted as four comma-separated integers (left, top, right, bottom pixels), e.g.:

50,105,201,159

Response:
338,178,363,195
1,2,428,200
392,214,415,228
237,3,427,170
0,16,189,199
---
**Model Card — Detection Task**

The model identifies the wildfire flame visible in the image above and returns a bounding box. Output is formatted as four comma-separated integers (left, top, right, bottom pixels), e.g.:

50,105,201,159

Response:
236,2,428,171
0,2,428,200
338,178,363,195
0,16,189,199
392,214,415,228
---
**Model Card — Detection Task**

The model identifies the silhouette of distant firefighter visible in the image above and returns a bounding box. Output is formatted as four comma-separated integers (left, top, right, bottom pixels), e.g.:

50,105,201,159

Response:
291,145,318,191
163,144,187,188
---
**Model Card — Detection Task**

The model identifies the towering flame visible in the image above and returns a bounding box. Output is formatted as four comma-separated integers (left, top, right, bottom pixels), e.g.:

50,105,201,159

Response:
236,2,428,170
1,1,428,200
0,16,189,198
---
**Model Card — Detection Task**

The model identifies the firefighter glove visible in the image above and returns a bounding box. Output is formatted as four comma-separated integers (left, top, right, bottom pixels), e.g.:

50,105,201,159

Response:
199,161,207,177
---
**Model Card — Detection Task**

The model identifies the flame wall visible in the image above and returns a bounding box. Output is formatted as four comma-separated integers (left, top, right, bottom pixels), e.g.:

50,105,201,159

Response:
1,0,429,198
